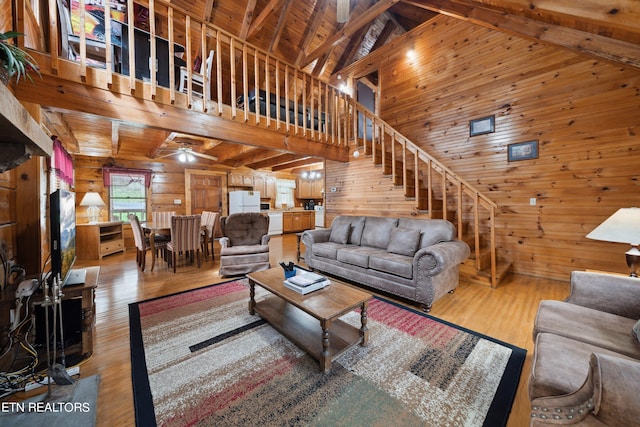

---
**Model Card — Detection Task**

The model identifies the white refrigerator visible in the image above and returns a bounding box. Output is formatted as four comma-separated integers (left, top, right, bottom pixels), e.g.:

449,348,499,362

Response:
229,191,261,214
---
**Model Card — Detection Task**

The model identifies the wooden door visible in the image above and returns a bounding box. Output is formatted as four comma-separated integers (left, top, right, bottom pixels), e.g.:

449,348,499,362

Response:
186,170,226,237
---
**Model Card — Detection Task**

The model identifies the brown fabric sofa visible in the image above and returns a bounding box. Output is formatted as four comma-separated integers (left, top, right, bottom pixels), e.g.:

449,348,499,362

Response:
528,271,640,426
219,213,270,277
301,215,470,311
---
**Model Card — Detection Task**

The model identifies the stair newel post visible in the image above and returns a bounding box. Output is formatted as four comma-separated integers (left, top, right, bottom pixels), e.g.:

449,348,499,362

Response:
414,150,420,209
474,192,481,270
457,181,463,240
391,131,396,184
402,139,408,194
442,170,448,221
490,207,497,287
427,158,433,219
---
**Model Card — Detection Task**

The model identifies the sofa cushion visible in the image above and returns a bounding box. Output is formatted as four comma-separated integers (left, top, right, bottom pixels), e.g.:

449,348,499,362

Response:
387,227,421,257
533,300,640,359
369,252,413,279
397,218,456,248
361,217,399,249
336,246,387,268
329,222,351,244
312,242,348,260
634,319,640,343
331,216,366,245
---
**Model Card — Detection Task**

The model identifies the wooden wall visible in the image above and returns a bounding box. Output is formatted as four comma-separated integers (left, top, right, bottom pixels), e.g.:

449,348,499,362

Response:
0,170,16,267
328,16,640,281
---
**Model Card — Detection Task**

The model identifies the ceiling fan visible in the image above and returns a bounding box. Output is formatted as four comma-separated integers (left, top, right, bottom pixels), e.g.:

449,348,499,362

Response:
157,146,218,163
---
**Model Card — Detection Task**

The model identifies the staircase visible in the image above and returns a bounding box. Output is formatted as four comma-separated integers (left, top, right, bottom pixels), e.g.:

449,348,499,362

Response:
349,108,510,287
27,0,510,287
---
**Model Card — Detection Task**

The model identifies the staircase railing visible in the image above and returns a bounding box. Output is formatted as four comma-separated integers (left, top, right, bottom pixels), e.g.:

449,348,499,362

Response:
22,0,500,286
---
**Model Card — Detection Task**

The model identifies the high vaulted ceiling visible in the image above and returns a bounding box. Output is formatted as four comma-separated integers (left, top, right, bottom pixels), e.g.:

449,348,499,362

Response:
43,0,640,171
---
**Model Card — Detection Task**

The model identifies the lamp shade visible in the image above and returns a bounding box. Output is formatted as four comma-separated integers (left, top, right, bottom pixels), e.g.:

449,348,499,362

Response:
80,192,106,207
586,207,640,245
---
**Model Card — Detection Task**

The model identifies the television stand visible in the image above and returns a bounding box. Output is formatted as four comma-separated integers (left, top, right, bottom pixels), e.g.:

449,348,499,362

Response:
66,268,87,286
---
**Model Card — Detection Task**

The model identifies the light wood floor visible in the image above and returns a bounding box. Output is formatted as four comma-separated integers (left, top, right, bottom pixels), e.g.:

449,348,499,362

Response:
14,234,569,426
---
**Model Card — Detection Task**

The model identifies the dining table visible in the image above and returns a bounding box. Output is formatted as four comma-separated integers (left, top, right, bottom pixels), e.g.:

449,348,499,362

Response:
140,221,209,270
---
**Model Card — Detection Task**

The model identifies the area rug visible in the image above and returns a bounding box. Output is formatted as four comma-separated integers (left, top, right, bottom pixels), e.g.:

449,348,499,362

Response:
129,279,526,427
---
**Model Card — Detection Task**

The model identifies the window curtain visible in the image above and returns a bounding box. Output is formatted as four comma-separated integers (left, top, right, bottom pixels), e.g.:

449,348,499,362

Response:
275,179,296,208
52,136,74,186
103,167,152,187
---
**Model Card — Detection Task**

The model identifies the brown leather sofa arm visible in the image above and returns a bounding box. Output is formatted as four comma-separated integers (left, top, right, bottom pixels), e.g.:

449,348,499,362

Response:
566,271,640,319
530,353,640,426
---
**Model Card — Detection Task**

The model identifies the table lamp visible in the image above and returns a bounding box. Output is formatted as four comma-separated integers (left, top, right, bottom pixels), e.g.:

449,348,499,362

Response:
586,207,640,277
80,192,106,224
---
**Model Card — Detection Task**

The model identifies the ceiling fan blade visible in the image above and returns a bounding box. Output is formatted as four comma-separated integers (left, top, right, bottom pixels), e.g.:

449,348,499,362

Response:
155,152,177,159
192,151,218,161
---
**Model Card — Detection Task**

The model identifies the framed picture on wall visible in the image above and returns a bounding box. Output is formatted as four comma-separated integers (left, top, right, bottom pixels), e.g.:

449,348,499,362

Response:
508,140,539,162
469,115,495,136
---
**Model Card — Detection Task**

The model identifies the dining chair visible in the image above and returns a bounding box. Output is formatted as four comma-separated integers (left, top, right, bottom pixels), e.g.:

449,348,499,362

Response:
178,50,214,99
129,214,168,272
200,211,219,260
152,211,176,229
167,215,202,273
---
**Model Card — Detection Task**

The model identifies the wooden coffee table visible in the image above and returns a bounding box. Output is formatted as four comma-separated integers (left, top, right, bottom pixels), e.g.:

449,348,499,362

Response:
247,267,372,372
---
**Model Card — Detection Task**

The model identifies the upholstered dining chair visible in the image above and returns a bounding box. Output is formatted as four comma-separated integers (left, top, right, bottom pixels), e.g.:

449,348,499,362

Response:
152,211,176,228
179,50,214,99
166,214,202,273
219,212,270,277
129,214,168,272
200,211,219,260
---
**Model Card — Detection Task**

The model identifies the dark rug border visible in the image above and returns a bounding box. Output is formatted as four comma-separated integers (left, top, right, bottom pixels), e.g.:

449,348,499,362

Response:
129,278,526,427
129,278,245,427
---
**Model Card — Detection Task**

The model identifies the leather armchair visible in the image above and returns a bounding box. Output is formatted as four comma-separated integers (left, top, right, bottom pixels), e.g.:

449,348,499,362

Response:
219,213,270,277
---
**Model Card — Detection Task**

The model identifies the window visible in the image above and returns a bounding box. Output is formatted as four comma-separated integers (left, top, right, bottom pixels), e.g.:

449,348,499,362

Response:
275,179,296,209
106,170,149,223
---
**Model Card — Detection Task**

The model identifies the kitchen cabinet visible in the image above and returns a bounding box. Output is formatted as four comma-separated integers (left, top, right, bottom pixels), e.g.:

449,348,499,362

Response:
253,174,277,198
296,178,323,199
229,173,253,187
77,221,125,260
282,211,315,233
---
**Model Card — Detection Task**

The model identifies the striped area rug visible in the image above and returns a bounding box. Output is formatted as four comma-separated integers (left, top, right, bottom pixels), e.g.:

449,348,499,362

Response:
129,279,525,427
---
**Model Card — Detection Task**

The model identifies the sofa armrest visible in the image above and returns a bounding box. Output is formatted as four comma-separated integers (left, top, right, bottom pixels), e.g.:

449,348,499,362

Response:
261,234,271,246
413,240,470,276
566,271,640,319
530,353,640,426
301,228,331,246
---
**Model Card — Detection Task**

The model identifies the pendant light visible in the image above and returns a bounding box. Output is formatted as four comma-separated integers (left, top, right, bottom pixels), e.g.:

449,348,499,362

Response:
337,0,349,23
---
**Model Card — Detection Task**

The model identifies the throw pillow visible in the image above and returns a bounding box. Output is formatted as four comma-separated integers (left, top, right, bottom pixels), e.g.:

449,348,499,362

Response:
329,222,351,244
387,227,421,257
633,319,640,343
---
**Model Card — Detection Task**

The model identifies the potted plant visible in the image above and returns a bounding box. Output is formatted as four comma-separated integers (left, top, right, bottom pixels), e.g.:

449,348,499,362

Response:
0,31,40,85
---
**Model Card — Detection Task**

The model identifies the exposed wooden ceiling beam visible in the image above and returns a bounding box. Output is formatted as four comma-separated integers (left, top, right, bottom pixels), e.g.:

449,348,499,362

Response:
247,0,284,40
333,22,375,75
271,156,323,171
294,0,330,67
42,110,80,153
302,0,400,68
370,18,396,52
252,153,306,170
239,0,259,40
269,0,293,53
111,122,120,155
403,0,640,69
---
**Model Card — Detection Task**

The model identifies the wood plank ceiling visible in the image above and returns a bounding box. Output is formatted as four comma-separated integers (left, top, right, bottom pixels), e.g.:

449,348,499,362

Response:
46,0,640,171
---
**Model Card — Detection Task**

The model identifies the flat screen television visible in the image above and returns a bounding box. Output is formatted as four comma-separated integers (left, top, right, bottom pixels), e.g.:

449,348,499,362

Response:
50,189,78,286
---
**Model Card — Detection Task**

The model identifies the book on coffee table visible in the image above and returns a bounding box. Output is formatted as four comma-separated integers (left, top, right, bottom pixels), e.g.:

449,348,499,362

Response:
284,271,330,294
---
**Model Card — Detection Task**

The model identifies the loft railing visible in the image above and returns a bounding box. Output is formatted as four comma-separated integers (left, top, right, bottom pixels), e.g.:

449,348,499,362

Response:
17,0,500,285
